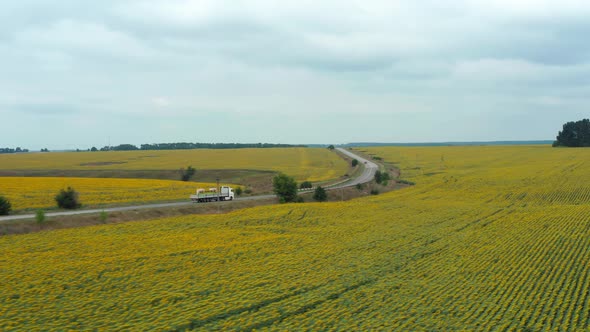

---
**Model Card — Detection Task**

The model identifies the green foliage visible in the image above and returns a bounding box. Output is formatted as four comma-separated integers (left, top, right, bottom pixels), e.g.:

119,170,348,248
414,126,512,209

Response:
99,211,108,223
370,189,380,195
554,119,590,147
300,181,313,189
313,186,328,202
0,196,11,215
90,147,98,152
234,187,243,196
244,188,253,195
35,210,45,224
355,183,363,191
272,173,298,203
55,187,81,209
352,159,359,167
375,170,391,185
327,145,335,150
180,166,196,181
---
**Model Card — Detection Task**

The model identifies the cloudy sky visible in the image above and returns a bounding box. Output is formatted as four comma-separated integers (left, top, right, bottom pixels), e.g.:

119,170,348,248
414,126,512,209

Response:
1,1,589,149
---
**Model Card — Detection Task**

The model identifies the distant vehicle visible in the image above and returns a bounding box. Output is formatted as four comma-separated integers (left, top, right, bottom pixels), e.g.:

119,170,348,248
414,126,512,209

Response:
190,186,234,203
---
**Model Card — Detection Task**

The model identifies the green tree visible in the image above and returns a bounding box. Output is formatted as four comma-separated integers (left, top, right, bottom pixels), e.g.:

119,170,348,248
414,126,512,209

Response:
327,145,335,150
313,186,327,202
272,173,298,203
300,181,313,189
0,196,11,215
180,166,196,181
352,159,359,167
375,170,383,184
554,119,590,147
234,187,243,196
99,210,108,223
55,187,81,209
90,146,98,152
35,210,46,224
375,170,390,184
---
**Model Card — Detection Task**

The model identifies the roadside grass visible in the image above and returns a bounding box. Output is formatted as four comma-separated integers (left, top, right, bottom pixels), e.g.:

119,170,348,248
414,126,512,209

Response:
0,198,278,236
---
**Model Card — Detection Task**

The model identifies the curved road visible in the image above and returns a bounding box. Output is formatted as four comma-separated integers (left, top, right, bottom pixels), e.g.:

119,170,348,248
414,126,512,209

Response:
0,148,378,222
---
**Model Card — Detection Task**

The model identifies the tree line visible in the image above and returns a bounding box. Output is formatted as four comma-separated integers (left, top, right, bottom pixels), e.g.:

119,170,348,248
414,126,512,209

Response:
90,142,307,151
554,119,590,147
0,147,29,154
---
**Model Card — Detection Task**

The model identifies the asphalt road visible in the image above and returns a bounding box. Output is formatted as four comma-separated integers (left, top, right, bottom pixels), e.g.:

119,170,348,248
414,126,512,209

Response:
0,148,378,222
332,148,379,188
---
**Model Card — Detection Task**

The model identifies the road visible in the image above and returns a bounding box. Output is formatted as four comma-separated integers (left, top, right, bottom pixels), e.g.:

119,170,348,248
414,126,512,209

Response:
0,148,378,222
331,148,379,188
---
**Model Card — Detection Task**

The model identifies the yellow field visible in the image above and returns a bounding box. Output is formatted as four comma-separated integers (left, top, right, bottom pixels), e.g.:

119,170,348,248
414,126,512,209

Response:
0,177,216,210
0,148,347,182
2,145,590,330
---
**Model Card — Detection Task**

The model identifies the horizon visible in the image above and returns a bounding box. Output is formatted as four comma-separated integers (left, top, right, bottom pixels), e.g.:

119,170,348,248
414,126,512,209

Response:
2,139,556,152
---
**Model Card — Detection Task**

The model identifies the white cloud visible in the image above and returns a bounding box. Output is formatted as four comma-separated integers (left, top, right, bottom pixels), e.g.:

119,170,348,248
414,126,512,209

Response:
14,19,154,59
2,0,590,148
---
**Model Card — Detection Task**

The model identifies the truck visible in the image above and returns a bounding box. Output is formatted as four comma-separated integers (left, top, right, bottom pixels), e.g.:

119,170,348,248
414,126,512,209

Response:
190,186,235,203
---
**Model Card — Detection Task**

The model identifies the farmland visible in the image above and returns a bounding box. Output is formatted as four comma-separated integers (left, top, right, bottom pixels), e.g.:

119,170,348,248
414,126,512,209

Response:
2,145,590,330
0,177,217,210
0,148,347,182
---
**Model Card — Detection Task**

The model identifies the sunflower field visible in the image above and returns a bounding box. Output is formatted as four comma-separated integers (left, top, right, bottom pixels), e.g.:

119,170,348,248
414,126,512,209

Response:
1,145,590,330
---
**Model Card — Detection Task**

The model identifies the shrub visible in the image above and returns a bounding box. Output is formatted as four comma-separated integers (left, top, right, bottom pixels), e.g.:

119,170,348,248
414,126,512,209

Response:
234,187,243,196
355,183,363,191
375,170,391,184
0,196,11,215
352,159,359,167
55,187,81,209
300,181,313,189
370,189,380,195
313,186,328,202
180,166,196,181
272,173,298,203
99,210,108,223
244,188,253,194
35,210,46,224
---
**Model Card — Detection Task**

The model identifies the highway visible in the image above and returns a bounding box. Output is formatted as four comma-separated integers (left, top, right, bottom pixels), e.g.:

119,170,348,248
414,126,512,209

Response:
0,148,378,222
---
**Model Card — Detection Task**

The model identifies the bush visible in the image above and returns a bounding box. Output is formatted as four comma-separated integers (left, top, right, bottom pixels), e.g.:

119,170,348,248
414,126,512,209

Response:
55,187,81,209
35,210,46,224
0,196,11,215
313,186,328,202
355,183,363,191
300,181,313,189
234,187,243,196
370,189,380,195
272,173,298,203
375,170,391,184
99,210,108,223
244,188,252,194
352,159,358,167
180,166,196,181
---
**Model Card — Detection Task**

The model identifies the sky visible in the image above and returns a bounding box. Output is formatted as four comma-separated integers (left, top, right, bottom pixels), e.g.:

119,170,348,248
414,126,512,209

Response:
1,0,589,150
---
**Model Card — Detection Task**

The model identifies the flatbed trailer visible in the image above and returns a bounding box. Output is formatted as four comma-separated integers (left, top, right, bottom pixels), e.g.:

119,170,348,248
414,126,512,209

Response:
190,186,235,203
